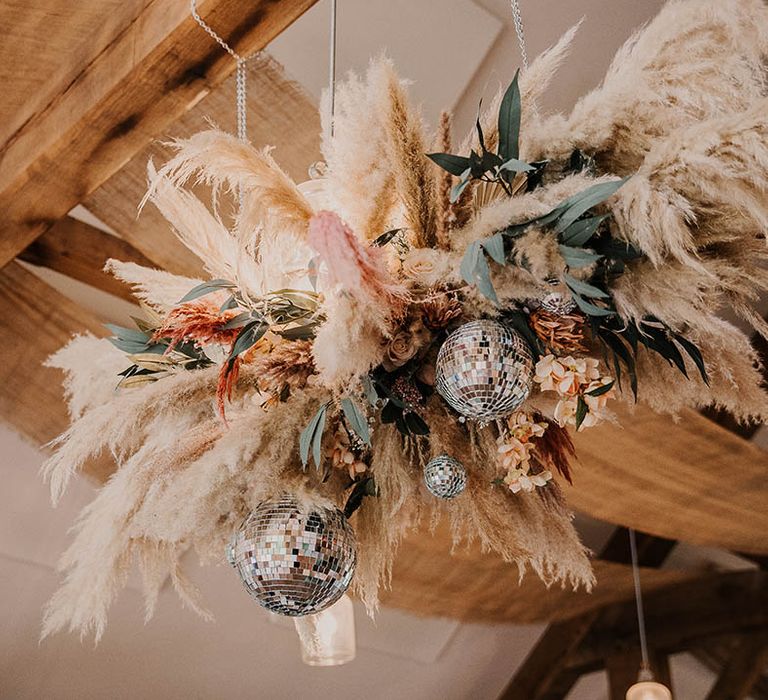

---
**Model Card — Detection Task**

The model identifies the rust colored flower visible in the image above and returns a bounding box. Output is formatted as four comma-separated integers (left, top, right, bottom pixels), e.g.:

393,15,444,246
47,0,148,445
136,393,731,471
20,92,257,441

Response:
154,300,242,351
421,295,463,331
529,308,587,355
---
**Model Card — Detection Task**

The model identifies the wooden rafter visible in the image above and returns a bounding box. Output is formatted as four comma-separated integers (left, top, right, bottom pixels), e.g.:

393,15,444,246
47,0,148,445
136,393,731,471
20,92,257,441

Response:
497,527,676,700
0,0,318,269
18,216,157,303
83,53,321,278
704,632,768,700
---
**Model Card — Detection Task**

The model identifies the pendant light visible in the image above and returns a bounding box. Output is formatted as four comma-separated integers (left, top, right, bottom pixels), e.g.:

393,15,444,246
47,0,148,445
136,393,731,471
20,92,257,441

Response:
625,528,673,700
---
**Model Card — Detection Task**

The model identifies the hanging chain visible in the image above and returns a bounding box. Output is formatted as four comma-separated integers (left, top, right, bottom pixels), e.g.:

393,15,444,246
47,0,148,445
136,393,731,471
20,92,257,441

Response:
629,528,651,672
509,0,529,70
190,0,255,142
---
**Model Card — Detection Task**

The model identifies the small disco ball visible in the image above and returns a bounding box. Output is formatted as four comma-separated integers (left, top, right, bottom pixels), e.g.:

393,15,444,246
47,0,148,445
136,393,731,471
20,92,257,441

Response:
228,495,357,617
424,455,467,499
539,291,577,316
435,319,534,421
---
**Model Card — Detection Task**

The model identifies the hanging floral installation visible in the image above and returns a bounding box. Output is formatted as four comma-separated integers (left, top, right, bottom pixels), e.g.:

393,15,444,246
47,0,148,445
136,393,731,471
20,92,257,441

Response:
41,0,768,641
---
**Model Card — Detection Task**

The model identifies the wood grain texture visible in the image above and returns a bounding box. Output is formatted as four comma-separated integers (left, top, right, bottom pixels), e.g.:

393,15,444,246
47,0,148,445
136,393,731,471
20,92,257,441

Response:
0,262,115,481
18,216,157,303
705,632,768,700
566,403,768,554
0,0,318,269
384,519,697,624
84,54,321,278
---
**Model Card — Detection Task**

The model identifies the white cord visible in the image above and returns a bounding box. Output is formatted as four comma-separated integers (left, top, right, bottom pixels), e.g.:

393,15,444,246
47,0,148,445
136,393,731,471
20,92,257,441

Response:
328,0,338,139
629,528,651,672
509,0,529,70
190,0,256,142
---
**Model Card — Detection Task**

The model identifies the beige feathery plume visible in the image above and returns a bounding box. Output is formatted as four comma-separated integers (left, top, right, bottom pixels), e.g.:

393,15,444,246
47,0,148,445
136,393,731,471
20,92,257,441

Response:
320,58,398,241
459,21,582,158
105,260,202,313
144,129,313,242
144,161,243,282
382,61,438,248
531,0,768,170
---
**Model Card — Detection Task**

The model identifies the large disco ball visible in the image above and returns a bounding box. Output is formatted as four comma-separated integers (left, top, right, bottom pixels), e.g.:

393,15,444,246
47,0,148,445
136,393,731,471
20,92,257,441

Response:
228,495,357,617
435,319,534,421
424,454,467,499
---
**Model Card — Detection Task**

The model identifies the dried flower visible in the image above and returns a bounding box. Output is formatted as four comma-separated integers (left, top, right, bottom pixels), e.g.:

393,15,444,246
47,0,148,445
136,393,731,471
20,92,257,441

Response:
249,340,316,396
402,249,437,281
529,308,587,354
497,436,535,471
534,355,600,397
327,424,367,479
421,295,463,331
382,329,421,371
503,467,553,494
153,300,242,351
307,210,408,315
391,376,423,410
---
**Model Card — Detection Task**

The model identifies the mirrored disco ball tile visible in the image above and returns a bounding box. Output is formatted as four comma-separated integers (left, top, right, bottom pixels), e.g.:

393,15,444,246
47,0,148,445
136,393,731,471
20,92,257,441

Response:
229,495,357,617
424,454,467,499
435,320,534,421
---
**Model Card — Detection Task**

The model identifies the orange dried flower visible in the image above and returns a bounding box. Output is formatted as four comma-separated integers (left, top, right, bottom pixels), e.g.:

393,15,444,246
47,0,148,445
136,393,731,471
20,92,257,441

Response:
154,300,242,351
529,308,587,355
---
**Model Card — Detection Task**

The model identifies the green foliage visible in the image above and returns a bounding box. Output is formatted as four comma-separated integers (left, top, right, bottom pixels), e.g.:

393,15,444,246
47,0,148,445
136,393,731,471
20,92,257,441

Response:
343,476,378,518
300,403,329,469
427,71,538,203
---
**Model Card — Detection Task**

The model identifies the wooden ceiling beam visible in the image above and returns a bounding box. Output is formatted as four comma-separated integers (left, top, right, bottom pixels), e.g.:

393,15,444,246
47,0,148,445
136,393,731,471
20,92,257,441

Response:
18,216,157,303
496,527,677,700
565,571,768,671
704,632,768,700
0,0,318,270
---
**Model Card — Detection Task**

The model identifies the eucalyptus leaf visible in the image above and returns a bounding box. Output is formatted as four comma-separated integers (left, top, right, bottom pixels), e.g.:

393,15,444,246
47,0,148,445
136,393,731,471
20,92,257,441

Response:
341,397,371,446
450,172,472,203
585,380,614,397
105,324,151,343
361,375,379,407
560,215,608,247
497,69,521,161
559,245,603,269
343,477,378,518
673,333,709,385
404,412,430,436
220,312,254,330
553,178,629,233
575,396,589,430
570,291,615,317
178,279,236,304
498,158,534,174
564,273,610,299
299,403,328,469
230,320,268,360
481,232,506,265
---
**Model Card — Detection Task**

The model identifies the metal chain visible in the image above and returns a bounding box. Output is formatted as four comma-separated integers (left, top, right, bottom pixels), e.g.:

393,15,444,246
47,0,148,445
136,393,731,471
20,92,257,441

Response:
509,0,529,70
629,528,651,672
190,0,254,141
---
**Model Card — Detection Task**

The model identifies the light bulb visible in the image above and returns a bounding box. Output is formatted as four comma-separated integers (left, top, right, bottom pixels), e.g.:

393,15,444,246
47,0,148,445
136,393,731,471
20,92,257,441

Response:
626,680,673,700
293,594,356,667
